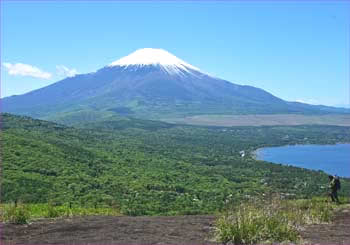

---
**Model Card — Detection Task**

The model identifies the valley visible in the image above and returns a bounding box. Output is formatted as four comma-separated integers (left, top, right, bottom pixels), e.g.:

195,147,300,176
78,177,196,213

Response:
2,113,350,216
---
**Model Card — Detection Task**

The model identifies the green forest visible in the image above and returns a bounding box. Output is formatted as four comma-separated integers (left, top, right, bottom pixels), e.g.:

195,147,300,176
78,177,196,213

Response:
2,113,350,215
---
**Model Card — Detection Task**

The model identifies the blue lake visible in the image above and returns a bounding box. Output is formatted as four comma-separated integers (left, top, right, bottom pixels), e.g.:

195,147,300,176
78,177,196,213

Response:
256,144,350,177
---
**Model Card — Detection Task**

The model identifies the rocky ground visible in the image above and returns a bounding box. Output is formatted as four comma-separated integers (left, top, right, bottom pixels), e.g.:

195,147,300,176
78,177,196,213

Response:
300,204,350,245
1,206,350,245
1,215,218,244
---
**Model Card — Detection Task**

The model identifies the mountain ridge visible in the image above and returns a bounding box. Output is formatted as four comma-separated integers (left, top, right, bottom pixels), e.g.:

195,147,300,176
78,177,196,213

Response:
2,48,349,123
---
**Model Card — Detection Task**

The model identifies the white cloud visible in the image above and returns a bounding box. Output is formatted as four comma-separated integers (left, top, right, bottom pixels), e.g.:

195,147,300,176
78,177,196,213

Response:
3,62,52,79
56,65,78,77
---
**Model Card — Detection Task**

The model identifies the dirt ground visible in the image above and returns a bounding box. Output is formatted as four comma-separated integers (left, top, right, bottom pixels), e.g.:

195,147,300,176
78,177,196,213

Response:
300,205,350,245
1,206,350,245
1,215,218,245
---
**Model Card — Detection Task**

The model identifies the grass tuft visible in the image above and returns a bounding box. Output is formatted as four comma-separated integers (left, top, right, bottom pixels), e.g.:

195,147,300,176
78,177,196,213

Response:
1,202,30,224
0,202,121,224
215,196,344,244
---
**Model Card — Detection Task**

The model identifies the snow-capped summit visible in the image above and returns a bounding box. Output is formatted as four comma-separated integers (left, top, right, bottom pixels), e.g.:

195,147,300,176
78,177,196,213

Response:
108,48,201,76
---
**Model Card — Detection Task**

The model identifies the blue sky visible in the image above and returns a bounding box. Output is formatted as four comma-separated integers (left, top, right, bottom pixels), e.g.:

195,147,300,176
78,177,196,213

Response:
1,1,349,107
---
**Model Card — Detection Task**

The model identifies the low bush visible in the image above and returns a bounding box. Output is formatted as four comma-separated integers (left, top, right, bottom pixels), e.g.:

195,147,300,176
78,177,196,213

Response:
46,203,60,218
215,202,298,244
1,202,30,224
215,197,341,244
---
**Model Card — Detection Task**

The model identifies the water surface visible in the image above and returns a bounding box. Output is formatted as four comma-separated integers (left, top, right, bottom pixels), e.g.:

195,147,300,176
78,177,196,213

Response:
256,144,350,177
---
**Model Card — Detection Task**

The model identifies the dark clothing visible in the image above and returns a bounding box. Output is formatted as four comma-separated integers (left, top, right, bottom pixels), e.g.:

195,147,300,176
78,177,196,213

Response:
329,178,340,203
330,189,339,203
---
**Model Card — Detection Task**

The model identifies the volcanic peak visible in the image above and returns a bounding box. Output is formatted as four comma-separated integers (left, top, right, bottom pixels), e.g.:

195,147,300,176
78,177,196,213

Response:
108,48,201,76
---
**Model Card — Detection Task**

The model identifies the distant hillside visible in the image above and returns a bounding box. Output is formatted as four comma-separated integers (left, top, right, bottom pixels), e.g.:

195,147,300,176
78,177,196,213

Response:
2,113,350,215
2,49,348,125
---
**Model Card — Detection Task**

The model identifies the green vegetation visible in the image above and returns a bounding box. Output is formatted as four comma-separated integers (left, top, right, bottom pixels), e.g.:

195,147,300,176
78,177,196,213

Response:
215,196,349,244
1,113,350,216
0,202,120,224
0,202,30,224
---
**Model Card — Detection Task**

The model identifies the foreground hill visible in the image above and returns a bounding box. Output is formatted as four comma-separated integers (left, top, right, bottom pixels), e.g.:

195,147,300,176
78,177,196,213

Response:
2,49,348,124
2,113,350,215
2,203,350,244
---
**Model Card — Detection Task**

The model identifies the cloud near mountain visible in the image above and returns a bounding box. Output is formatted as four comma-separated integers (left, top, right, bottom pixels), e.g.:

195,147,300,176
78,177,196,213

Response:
3,62,52,79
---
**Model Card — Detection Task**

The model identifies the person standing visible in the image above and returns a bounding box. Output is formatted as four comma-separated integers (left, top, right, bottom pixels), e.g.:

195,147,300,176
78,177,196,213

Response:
328,175,340,204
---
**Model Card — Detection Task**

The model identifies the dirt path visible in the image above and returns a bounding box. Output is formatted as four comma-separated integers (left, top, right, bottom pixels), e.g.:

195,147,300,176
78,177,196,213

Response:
300,205,350,245
1,206,350,244
1,215,218,244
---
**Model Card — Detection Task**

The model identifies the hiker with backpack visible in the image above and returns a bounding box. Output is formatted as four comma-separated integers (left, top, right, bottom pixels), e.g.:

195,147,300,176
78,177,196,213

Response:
328,175,341,204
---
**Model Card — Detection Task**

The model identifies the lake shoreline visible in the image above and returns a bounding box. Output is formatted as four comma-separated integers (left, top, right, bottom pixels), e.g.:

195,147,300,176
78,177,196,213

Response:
250,142,350,160
253,143,350,178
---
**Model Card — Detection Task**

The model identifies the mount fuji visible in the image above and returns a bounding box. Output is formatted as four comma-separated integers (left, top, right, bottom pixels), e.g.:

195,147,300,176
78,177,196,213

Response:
2,48,347,124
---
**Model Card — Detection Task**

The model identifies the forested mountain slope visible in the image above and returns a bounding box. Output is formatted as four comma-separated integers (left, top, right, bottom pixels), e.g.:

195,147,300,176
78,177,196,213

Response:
2,113,350,215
